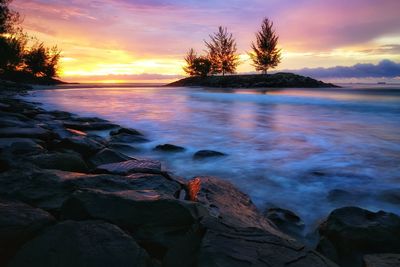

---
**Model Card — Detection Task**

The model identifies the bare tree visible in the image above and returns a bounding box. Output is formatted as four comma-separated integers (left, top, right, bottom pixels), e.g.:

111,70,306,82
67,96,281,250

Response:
249,18,281,74
205,26,239,76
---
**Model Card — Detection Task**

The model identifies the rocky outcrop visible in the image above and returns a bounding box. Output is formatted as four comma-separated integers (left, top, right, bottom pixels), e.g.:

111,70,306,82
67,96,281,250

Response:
317,207,400,267
166,72,338,88
363,254,400,267
193,150,226,160
88,148,131,167
7,220,152,267
95,159,162,175
0,199,55,266
263,207,305,240
28,151,89,172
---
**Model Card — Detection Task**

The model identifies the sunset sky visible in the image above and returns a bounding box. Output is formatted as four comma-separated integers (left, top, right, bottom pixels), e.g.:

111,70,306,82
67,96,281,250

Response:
12,0,400,83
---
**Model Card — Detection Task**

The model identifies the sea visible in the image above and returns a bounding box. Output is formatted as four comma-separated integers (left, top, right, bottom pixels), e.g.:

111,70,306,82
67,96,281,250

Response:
23,83,400,231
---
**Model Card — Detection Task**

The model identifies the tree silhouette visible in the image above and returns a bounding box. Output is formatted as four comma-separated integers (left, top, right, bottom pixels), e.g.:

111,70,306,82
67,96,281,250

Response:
24,42,61,78
205,26,239,76
0,0,20,34
249,18,281,74
183,48,211,77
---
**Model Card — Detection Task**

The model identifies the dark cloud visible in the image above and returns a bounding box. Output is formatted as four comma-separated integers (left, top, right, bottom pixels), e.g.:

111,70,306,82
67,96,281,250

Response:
286,60,400,78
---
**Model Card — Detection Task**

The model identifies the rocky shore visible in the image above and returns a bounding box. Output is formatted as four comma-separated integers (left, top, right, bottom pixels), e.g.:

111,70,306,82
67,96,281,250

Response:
166,72,338,88
0,82,399,267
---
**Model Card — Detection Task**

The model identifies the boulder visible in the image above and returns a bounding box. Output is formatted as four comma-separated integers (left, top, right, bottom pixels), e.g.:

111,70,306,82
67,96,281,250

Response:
107,142,140,153
363,254,400,267
63,121,118,131
193,150,226,160
56,136,105,157
154,144,185,153
0,127,55,140
109,132,149,143
317,207,400,267
263,207,305,240
7,220,152,267
61,189,204,259
110,127,143,136
89,148,131,167
28,152,89,172
0,199,55,266
0,138,44,154
95,159,162,175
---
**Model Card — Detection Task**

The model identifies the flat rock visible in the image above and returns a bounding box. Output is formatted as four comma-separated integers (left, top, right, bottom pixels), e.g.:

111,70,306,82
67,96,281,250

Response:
364,254,400,267
317,207,400,267
95,159,162,175
0,127,55,140
28,152,89,172
154,144,185,153
263,207,305,240
89,148,131,167
109,132,149,143
193,150,226,160
57,136,105,157
8,220,152,267
110,127,143,136
63,121,118,131
61,189,204,259
0,199,55,266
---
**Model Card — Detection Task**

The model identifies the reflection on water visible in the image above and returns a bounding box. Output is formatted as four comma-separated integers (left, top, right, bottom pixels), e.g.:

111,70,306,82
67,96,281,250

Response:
25,85,400,229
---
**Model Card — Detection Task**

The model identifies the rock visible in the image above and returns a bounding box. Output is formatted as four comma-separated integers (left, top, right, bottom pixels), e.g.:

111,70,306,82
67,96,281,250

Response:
125,173,182,197
0,199,55,266
57,136,105,157
107,142,140,153
263,207,305,240
95,159,162,175
71,116,108,123
317,207,400,267
109,132,149,143
193,150,226,160
0,138,44,154
61,189,204,259
46,110,72,120
363,254,400,267
378,188,400,204
0,127,55,140
110,127,143,136
89,148,131,167
154,144,185,153
63,121,118,131
0,118,32,128
28,152,89,172
8,220,152,267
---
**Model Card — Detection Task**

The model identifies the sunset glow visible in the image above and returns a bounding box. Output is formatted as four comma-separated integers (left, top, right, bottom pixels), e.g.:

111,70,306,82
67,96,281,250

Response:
12,0,400,82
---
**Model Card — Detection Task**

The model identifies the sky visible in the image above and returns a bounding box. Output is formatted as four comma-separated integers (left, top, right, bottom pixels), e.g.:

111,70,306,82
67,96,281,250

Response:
11,0,400,83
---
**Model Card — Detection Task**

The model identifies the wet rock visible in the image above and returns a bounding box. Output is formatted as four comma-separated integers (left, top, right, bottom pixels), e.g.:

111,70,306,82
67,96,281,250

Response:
125,173,182,197
263,207,305,240
0,118,32,128
95,159,162,175
110,127,143,136
363,254,400,267
8,220,152,267
0,127,55,140
46,110,72,120
63,121,118,131
61,189,204,259
71,116,108,123
0,199,55,266
109,132,149,143
317,207,400,267
378,188,400,204
193,150,226,160
28,152,89,172
89,148,131,167
154,144,185,153
107,142,140,153
57,136,105,157
0,138,44,154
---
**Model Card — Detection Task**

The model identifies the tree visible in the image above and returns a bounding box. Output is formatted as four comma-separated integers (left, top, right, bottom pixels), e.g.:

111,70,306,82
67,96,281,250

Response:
249,18,281,74
183,48,211,77
24,42,61,78
0,0,20,34
205,26,239,76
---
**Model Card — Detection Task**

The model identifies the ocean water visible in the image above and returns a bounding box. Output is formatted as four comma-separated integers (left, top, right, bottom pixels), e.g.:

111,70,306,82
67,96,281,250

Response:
24,84,400,230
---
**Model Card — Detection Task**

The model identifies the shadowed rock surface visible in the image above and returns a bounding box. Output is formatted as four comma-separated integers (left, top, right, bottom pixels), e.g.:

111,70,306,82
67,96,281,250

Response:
0,199,55,266
154,144,186,153
263,207,305,240
193,150,226,160
7,220,152,267
89,148,132,167
95,159,162,175
317,207,400,267
28,152,89,172
363,254,400,267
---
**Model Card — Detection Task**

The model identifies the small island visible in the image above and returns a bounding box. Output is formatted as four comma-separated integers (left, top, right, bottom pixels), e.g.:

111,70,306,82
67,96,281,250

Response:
166,72,338,88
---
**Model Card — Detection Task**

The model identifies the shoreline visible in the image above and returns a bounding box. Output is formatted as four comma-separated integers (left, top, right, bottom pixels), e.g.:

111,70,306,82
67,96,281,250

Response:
1,84,400,267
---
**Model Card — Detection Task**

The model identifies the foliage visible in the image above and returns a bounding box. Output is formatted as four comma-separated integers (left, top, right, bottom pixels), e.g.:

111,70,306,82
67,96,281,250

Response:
183,48,212,77
205,26,239,76
249,18,281,74
0,0,61,81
